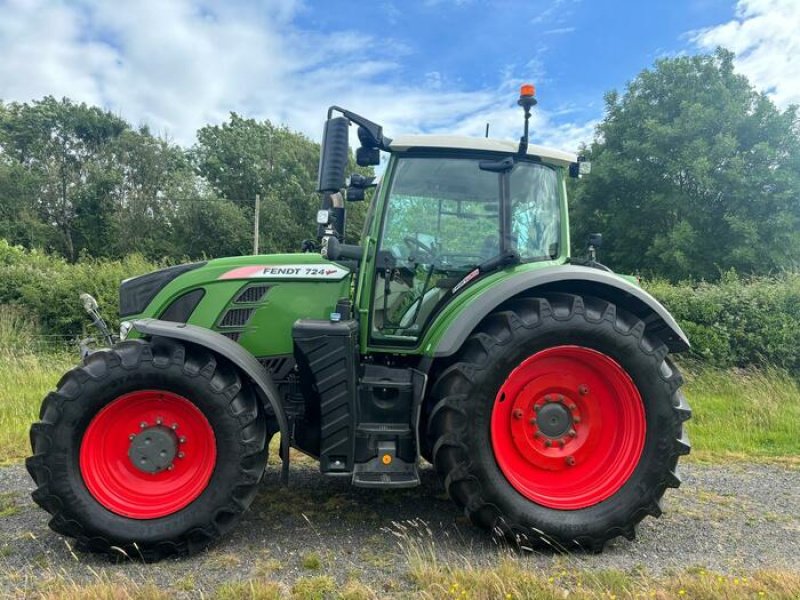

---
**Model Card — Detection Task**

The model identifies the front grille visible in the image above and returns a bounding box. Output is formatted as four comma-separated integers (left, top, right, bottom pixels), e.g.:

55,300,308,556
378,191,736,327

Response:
235,285,270,304
219,308,254,328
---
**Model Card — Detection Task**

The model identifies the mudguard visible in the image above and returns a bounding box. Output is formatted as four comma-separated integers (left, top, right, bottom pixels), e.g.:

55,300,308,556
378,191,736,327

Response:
132,319,290,483
433,265,690,357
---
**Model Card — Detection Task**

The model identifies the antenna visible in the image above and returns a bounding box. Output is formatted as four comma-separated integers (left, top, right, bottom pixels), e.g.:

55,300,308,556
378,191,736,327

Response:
517,83,538,154
485,123,490,138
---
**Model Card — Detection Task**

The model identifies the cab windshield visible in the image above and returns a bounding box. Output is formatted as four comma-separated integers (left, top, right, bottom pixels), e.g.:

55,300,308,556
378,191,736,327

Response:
372,155,560,340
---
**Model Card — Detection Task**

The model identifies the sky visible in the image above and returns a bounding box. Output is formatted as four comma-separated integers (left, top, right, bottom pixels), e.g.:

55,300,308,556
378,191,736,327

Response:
0,0,797,152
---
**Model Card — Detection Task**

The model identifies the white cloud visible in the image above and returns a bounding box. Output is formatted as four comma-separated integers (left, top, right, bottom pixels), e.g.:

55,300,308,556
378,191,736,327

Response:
0,0,594,151
691,0,800,108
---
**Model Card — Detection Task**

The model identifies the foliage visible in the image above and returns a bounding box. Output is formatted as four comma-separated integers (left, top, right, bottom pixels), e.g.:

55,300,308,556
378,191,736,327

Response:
0,99,365,262
571,49,800,282
0,239,156,338
644,270,800,371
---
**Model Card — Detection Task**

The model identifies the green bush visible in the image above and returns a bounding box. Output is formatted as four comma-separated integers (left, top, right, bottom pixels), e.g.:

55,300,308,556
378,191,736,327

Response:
0,240,156,339
646,271,800,371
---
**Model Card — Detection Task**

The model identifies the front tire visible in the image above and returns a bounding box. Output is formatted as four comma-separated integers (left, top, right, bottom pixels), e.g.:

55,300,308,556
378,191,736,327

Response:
26,339,268,560
428,294,691,551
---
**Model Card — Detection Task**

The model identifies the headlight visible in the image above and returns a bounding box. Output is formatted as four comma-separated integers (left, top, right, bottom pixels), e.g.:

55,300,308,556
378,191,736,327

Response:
119,321,133,341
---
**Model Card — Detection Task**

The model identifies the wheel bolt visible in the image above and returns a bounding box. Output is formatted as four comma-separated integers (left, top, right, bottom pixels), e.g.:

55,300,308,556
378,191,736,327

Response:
512,409,523,420
565,456,576,466
155,417,163,425
568,429,577,437
177,452,185,459
534,404,542,412
128,434,136,441
179,436,187,444
578,384,589,396
167,464,174,471
171,423,179,430
568,403,577,411
543,395,552,402
558,439,565,448
574,416,582,424
534,432,542,439
544,440,552,448
139,422,147,429
529,417,537,425
556,394,564,403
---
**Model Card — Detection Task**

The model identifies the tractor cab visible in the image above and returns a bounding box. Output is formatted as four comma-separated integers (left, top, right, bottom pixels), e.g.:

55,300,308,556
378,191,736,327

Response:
318,86,586,348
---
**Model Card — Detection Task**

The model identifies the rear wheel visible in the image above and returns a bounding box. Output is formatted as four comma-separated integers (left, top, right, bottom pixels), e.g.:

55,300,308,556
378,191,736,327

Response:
26,339,268,560
427,293,691,551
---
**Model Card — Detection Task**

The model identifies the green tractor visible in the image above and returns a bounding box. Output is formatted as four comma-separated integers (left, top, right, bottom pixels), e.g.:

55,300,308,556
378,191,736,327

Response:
28,85,691,560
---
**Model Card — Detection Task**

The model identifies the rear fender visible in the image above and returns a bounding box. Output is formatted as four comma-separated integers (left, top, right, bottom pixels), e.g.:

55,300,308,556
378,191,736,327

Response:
430,266,689,357
132,319,290,483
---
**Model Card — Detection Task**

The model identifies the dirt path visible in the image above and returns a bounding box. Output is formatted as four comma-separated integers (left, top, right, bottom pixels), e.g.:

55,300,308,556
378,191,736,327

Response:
1,461,798,595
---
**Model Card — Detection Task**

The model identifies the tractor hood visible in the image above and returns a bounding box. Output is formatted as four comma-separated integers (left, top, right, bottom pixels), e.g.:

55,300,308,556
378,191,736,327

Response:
121,253,353,357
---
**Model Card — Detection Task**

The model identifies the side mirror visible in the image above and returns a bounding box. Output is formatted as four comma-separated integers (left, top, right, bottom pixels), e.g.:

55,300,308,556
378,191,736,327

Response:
317,117,350,192
356,146,380,166
569,155,592,178
587,233,603,249
346,173,377,201
79,293,99,313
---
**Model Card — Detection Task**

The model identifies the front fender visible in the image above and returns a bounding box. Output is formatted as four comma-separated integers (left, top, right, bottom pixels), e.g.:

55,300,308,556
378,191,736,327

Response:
429,265,690,357
132,319,290,483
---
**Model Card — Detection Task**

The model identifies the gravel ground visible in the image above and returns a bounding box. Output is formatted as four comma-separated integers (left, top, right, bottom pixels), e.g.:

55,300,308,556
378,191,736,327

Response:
1,461,798,595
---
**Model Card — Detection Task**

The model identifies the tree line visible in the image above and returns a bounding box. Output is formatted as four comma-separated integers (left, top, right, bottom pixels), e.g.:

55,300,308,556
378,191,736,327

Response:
0,102,360,262
1,49,798,281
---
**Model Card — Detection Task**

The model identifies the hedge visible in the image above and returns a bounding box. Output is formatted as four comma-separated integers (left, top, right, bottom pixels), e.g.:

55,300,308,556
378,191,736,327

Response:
645,271,800,372
1,240,798,371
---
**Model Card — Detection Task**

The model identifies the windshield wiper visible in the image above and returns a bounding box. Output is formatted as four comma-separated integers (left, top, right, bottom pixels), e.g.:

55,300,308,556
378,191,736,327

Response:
478,249,520,274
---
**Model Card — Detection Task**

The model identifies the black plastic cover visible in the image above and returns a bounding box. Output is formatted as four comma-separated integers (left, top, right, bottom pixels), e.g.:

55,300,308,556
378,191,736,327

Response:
293,319,359,473
159,289,205,323
317,117,349,192
119,262,206,317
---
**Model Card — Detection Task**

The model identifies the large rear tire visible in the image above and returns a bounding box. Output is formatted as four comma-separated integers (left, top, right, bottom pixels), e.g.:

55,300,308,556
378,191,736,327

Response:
26,339,268,560
427,293,691,551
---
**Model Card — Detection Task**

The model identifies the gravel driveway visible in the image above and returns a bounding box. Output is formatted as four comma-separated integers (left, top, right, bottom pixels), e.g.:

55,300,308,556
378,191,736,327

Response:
1,461,798,595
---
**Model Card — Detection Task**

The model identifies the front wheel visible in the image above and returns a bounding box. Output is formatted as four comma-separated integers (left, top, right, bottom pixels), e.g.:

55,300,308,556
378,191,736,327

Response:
26,339,268,560
427,294,691,551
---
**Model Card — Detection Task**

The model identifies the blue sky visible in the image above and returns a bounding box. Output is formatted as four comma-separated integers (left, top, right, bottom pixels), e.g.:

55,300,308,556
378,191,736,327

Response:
0,0,796,150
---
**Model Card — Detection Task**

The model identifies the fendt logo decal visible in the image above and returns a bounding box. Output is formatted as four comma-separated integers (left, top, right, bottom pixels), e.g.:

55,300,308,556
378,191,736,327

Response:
219,264,350,281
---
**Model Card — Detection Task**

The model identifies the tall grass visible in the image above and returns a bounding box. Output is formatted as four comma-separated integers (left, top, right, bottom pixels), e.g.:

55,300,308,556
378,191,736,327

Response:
683,366,800,462
0,307,74,464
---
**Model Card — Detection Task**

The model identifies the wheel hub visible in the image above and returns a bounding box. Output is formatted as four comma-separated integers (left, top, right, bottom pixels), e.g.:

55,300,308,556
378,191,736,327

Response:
128,425,178,474
536,402,572,438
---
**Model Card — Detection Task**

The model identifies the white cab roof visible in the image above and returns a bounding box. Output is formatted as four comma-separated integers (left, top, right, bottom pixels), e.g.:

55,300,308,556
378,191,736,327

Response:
388,135,577,167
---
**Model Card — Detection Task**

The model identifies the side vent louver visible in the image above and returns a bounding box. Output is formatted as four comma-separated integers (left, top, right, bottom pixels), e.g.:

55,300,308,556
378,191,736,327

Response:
235,285,270,304
221,331,241,342
219,308,254,328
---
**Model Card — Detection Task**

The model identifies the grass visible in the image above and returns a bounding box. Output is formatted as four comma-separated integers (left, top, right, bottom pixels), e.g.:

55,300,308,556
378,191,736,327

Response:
0,308,73,464
683,365,800,463
4,563,799,599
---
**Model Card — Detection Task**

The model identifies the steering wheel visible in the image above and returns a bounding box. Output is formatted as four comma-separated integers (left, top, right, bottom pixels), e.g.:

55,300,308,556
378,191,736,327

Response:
404,236,436,262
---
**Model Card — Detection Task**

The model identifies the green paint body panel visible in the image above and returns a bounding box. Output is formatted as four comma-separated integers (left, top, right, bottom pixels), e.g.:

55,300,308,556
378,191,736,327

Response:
125,253,352,358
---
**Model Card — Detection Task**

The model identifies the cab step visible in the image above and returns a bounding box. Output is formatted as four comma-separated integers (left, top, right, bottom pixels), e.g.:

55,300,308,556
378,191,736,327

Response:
351,441,420,488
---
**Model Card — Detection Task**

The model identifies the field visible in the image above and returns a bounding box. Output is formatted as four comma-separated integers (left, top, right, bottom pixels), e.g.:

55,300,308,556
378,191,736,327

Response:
1,310,799,598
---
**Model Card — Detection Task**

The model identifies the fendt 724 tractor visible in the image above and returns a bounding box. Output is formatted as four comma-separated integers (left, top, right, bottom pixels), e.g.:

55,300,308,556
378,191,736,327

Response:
28,85,691,560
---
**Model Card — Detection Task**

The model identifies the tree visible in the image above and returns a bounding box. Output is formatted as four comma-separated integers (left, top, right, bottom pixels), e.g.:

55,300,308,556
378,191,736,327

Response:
570,49,800,281
0,97,128,261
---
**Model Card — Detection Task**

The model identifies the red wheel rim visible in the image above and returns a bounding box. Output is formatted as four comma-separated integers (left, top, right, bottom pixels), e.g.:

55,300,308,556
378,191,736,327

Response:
79,390,216,519
490,346,646,510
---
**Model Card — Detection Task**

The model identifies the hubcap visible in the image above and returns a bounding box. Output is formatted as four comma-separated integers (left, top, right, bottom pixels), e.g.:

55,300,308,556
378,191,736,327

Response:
535,402,572,438
128,426,178,474
491,346,646,510
80,390,216,519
